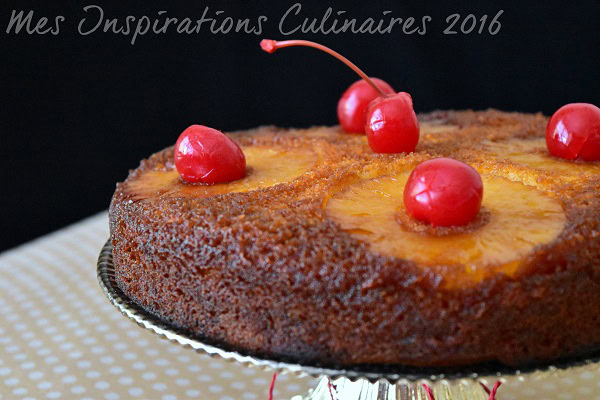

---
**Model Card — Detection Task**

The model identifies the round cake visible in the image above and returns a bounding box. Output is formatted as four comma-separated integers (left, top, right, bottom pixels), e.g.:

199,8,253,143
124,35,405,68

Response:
109,109,600,368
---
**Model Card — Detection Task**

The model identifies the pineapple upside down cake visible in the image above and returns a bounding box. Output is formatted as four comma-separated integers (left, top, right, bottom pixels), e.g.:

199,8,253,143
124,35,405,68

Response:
109,40,600,368
110,109,600,368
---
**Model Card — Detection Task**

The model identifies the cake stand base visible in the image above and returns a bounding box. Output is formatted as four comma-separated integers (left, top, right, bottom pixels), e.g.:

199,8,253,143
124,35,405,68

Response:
292,376,492,400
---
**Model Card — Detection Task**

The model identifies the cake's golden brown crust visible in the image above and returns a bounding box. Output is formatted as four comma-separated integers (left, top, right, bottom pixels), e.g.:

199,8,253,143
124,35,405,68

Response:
109,110,600,368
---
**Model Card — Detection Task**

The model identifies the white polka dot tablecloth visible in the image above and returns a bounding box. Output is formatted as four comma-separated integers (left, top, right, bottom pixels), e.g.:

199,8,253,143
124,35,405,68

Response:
1,212,600,400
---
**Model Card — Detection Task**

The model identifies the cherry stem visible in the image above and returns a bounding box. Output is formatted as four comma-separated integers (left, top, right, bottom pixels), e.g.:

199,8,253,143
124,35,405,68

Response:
327,379,336,400
480,381,502,400
260,39,387,97
268,372,277,400
487,381,502,400
422,383,436,400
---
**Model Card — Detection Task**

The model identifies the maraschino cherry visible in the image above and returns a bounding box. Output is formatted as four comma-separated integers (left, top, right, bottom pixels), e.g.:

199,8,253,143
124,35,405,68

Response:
174,125,246,184
260,39,419,153
338,78,395,133
546,103,600,161
404,158,483,227
366,92,419,154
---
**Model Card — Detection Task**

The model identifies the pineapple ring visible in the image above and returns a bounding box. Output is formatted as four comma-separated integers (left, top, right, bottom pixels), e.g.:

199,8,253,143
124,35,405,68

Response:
482,138,600,181
127,145,317,200
326,171,566,284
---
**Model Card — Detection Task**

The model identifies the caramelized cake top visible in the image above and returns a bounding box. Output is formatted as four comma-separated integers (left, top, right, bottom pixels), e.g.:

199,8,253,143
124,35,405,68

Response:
113,110,599,288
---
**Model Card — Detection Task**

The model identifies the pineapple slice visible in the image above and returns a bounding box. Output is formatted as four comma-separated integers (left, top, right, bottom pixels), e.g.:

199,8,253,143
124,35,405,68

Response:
325,170,566,287
482,138,600,182
126,145,317,200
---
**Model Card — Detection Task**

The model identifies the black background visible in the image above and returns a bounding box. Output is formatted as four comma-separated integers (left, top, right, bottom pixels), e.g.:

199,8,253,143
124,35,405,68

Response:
1,1,598,251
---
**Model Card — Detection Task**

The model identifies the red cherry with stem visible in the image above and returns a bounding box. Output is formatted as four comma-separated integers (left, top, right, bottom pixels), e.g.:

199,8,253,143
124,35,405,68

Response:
174,125,246,184
546,103,600,161
260,39,419,152
404,158,483,227
337,78,395,133
366,92,419,153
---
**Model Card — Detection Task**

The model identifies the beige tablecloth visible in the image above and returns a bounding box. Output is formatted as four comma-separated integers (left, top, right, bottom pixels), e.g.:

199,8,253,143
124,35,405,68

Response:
0,213,599,400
